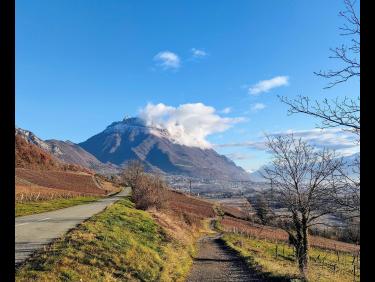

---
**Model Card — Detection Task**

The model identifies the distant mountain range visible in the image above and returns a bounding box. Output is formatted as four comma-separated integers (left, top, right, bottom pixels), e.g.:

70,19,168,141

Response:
15,117,251,180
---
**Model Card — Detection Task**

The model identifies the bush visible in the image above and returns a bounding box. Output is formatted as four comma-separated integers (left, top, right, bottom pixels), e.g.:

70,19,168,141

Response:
122,160,169,210
132,173,169,210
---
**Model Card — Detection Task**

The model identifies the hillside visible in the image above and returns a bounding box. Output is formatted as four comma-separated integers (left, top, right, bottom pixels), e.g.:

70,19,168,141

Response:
16,130,93,173
16,134,63,171
45,139,120,175
79,117,251,180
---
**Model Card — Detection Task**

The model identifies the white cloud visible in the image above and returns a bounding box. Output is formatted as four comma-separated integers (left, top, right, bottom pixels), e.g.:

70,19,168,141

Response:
153,51,180,70
221,107,232,114
215,128,359,156
225,152,254,161
139,102,244,149
191,48,207,58
251,103,266,112
249,76,289,95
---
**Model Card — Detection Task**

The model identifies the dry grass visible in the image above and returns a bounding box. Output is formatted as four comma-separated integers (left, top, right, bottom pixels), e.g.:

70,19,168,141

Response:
222,233,360,282
219,216,360,254
95,177,122,194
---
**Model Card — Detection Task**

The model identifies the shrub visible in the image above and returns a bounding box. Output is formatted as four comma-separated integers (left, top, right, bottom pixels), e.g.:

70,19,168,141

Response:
122,160,169,210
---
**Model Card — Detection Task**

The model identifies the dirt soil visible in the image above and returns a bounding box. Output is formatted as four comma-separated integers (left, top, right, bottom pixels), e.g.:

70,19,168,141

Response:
186,220,266,282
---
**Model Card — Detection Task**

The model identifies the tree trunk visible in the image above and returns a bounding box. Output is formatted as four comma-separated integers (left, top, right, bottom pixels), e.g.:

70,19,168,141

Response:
292,212,309,279
298,218,309,279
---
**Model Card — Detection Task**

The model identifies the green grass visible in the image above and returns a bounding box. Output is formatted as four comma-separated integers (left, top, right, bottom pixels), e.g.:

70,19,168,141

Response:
222,233,360,282
16,196,100,217
16,197,195,282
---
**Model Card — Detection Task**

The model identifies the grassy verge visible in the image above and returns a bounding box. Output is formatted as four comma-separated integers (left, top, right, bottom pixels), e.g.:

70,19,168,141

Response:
221,233,360,282
16,196,100,217
16,197,198,281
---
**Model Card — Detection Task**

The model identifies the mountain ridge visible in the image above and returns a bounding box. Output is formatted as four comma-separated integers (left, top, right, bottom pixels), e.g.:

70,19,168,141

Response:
79,117,251,180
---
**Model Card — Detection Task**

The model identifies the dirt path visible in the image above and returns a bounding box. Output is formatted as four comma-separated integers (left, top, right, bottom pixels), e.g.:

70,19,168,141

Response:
186,220,265,282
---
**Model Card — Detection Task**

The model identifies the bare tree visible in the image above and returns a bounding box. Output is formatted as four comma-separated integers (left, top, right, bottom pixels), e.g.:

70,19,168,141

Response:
121,159,145,188
280,95,360,136
279,0,360,229
315,0,360,89
252,194,273,225
330,154,360,218
261,134,344,278
280,0,360,135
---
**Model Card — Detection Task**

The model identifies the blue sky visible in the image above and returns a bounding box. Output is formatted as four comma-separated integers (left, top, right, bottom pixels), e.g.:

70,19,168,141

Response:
16,0,360,171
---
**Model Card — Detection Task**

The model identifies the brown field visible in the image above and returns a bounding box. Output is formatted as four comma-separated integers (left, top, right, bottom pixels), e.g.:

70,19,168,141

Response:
16,168,108,195
214,197,254,219
220,204,249,219
220,216,360,254
168,190,216,219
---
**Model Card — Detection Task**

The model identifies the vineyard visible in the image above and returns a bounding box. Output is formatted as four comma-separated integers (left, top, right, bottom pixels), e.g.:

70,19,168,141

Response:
168,190,216,218
16,168,108,195
219,216,360,254
15,185,97,203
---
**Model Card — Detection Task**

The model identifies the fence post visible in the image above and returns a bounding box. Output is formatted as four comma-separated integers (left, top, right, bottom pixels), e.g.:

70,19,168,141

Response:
275,244,278,258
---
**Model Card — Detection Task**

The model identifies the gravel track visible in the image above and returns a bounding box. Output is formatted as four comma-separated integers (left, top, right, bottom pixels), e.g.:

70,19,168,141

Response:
186,221,265,282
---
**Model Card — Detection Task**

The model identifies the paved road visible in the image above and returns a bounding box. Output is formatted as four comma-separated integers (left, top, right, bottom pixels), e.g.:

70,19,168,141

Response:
186,220,265,282
15,187,131,265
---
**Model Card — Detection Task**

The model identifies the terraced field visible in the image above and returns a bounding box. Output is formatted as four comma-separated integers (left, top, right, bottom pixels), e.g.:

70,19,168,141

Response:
168,190,216,218
16,168,108,195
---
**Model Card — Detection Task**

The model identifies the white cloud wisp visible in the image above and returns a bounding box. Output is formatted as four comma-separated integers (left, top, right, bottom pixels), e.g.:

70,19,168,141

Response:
251,103,266,112
249,76,289,95
191,48,207,58
154,51,180,70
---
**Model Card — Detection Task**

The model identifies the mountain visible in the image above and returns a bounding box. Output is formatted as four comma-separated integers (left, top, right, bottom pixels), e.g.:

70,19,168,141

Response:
44,140,120,175
79,117,251,180
249,168,267,183
15,128,119,174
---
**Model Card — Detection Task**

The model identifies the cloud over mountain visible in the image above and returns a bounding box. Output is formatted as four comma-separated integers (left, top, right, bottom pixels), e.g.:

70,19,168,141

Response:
139,102,244,149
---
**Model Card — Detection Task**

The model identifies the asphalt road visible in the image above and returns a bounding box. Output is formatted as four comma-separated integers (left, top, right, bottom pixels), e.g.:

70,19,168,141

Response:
15,187,131,265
